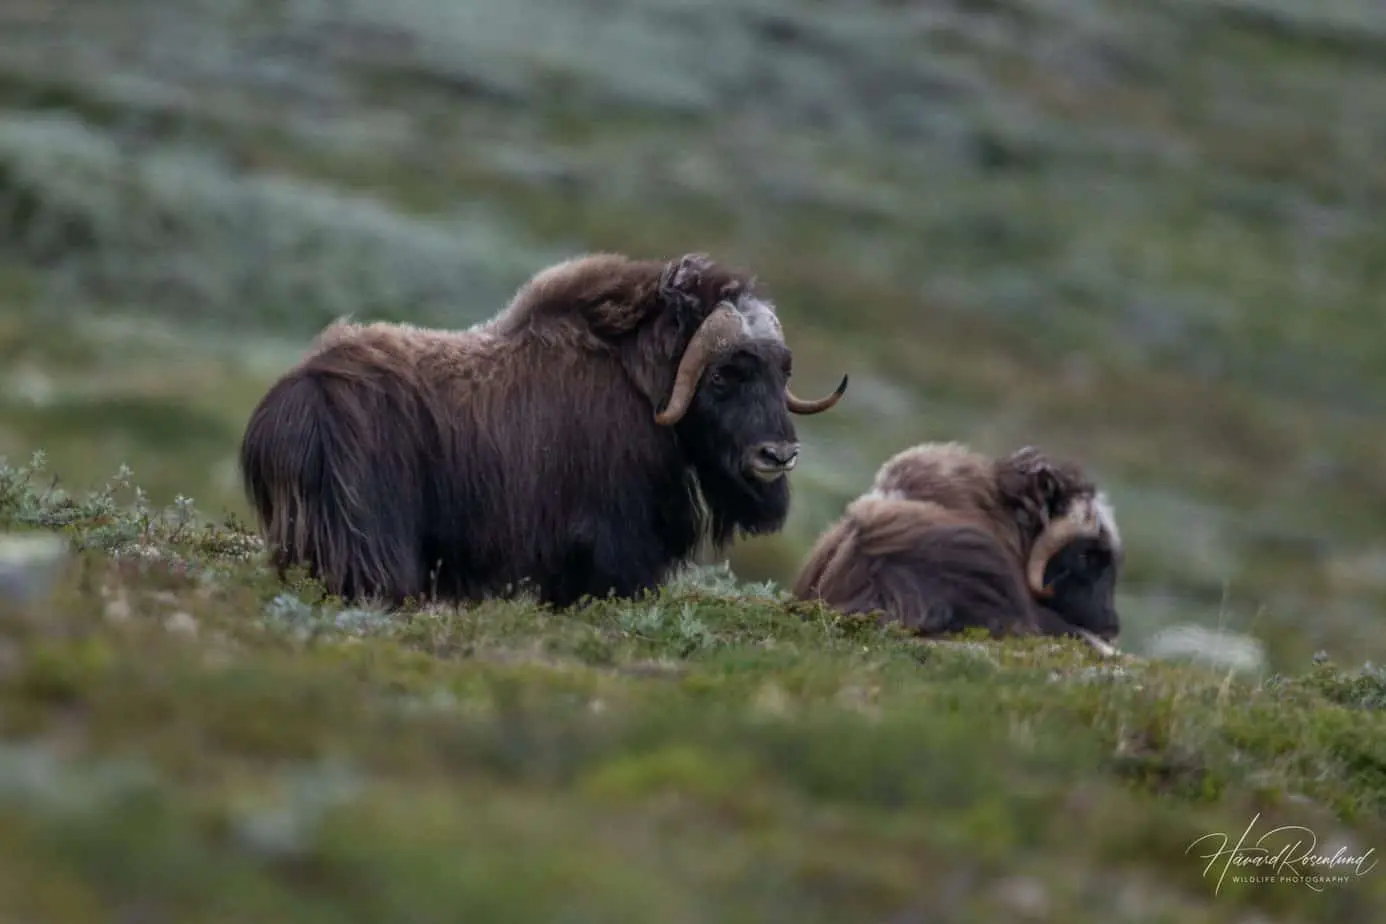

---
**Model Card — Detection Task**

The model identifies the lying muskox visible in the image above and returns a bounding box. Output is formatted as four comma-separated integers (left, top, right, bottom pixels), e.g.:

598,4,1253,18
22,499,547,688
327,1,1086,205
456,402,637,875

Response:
239,251,848,607
792,442,1122,649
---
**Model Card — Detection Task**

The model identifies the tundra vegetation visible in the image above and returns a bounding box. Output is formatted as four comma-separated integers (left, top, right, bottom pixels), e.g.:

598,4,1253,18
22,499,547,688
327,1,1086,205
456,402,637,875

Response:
4,455,1386,921
2,0,1386,919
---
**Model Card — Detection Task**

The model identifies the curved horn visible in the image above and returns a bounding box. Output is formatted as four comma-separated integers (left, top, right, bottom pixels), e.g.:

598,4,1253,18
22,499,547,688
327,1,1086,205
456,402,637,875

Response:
1026,499,1103,598
786,374,849,415
654,303,748,426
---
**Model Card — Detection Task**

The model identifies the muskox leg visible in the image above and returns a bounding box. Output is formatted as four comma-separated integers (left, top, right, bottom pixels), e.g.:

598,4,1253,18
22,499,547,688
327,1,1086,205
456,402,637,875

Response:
543,514,668,608
240,371,429,606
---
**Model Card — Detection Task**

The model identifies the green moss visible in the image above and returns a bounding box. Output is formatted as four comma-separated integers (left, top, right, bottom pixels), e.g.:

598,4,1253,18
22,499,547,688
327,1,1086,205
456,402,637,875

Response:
577,744,763,807
16,636,118,705
0,468,1383,919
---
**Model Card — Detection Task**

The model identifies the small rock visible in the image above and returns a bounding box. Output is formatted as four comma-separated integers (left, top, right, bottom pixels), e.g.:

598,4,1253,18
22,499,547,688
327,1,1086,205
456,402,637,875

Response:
994,876,1049,919
0,532,68,606
1146,624,1266,674
164,612,198,637
751,682,791,717
104,595,132,624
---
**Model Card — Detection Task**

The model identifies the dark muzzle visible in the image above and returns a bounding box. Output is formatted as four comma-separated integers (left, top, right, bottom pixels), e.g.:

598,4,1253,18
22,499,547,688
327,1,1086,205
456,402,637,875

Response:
748,441,801,481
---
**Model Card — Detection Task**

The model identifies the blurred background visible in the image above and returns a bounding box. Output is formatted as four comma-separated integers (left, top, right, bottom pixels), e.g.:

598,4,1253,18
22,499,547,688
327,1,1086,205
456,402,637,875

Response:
0,0,1382,673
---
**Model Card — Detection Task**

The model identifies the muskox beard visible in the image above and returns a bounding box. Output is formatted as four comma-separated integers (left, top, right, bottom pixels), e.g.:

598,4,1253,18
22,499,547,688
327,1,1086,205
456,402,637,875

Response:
695,462,792,549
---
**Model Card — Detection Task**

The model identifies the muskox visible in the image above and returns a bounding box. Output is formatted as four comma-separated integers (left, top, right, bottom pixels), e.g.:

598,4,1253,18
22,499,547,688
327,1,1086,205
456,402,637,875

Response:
239,251,848,608
792,442,1122,649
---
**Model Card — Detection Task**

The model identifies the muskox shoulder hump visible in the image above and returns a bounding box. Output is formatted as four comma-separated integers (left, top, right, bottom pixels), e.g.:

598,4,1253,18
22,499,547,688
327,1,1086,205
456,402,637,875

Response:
871,441,992,498
309,316,431,352
490,252,662,338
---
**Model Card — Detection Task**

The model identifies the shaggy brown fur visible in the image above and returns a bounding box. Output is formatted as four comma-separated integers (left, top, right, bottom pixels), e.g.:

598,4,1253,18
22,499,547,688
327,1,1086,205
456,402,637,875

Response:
240,251,848,608
792,442,1123,642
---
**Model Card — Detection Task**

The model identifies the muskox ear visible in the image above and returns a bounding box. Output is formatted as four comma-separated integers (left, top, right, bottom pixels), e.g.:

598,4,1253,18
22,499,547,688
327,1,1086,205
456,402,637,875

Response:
997,446,1066,522
659,253,715,314
1030,468,1064,512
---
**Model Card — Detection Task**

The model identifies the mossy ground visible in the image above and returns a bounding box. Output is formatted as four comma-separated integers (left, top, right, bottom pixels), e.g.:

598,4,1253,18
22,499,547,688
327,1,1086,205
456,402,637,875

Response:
2,461,1385,921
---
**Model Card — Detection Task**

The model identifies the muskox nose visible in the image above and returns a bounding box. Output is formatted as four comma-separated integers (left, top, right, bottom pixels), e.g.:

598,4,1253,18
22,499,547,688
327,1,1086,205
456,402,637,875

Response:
749,441,801,480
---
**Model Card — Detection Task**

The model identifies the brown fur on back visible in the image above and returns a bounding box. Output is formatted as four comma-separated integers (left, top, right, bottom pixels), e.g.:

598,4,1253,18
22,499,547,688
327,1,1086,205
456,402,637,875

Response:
792,441,1103,639
869,443,1027,562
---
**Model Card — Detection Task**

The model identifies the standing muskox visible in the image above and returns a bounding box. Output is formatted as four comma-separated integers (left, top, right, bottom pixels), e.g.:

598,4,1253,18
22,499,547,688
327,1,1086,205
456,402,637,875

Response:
792,442,1123,647
239,252,848,608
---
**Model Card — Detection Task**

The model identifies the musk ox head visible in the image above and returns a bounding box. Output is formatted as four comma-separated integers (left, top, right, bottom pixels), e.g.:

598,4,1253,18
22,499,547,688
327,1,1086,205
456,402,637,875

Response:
648,254,848,534
998,446,1123,641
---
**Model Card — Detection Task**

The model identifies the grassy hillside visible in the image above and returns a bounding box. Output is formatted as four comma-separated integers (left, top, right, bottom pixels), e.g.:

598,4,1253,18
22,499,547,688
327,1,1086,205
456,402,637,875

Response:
1,1,1385,915
3,0,1385,673
3,465,1386,921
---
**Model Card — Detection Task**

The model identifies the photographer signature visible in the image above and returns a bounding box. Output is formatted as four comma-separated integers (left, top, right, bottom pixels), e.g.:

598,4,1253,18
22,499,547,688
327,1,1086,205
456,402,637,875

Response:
1186,812,1377,895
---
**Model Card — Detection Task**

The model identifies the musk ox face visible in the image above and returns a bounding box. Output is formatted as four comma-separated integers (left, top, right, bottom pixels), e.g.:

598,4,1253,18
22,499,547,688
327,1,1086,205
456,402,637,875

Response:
1038,535,1121,640
649,280,848,537
1026,491,1123,641
678,339,800,530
